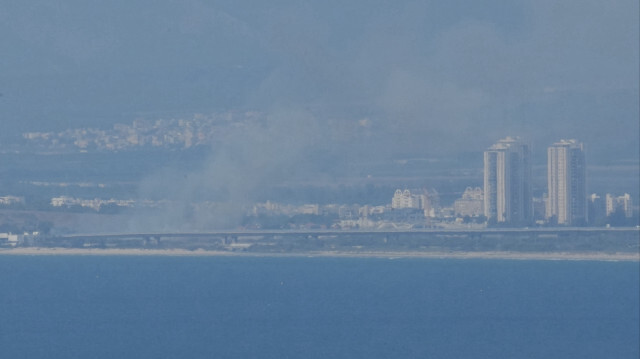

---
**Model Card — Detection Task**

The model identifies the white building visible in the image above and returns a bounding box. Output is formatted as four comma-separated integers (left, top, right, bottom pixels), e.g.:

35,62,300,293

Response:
454,187,483,217
392,190,413,209
299,204,319,215
483,137,532,224
391,189,428,210
546,139,587,225
51,196,74,207
0,233,21,246
606,193,633,218
0,196,25,205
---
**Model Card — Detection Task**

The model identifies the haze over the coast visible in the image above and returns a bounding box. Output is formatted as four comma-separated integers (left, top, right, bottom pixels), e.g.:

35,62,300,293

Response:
1,0,638,163
0,1,638,233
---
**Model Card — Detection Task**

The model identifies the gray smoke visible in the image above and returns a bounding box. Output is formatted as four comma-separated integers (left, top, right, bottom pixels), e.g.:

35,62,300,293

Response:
127,108,328,231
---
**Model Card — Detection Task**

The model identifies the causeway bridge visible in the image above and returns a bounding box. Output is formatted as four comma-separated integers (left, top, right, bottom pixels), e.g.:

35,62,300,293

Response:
36,227,640,253
55,227,639,240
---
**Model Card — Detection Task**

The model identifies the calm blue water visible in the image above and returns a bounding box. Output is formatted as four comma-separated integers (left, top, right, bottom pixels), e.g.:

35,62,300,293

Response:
0,256,638,359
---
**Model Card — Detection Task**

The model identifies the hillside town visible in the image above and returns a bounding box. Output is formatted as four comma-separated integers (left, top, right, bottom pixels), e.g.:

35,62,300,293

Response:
22,112,265,152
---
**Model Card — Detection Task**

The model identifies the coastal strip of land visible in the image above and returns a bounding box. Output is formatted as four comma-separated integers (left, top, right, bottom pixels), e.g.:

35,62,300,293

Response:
1,247,638,262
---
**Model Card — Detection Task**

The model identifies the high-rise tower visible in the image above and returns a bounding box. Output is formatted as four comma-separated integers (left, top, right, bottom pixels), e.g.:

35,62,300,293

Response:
483,136,532,224
546,139,586,225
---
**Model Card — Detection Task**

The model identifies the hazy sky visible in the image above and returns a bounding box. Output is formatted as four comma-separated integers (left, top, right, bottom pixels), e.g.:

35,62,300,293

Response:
1,0,638,161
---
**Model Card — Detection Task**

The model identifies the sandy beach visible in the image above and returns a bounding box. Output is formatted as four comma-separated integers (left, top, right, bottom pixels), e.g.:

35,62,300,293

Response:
1,247,638,262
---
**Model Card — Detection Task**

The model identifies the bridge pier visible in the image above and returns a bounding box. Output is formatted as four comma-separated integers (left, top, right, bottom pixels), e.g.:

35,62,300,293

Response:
384,234,399,243
143,236,161,246
223,235,238,245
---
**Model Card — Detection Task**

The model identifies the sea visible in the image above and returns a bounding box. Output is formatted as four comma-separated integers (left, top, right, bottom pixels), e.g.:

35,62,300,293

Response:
0,256,638,359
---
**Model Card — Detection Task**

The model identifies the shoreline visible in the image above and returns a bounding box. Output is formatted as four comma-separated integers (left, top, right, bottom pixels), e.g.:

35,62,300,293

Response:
1,247,638,262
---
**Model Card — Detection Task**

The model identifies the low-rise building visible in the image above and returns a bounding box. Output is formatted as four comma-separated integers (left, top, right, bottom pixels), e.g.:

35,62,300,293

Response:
454,187,483,217
606,193,633,218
